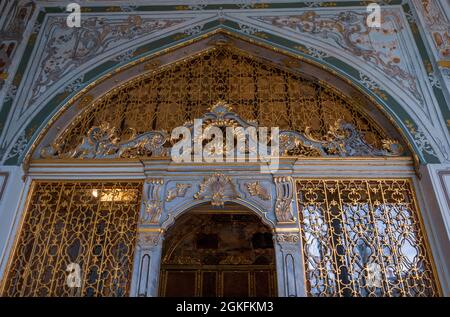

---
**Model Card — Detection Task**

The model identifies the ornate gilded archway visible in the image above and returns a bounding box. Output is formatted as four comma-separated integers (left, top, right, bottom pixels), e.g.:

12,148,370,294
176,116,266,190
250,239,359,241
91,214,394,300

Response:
0,33,441,297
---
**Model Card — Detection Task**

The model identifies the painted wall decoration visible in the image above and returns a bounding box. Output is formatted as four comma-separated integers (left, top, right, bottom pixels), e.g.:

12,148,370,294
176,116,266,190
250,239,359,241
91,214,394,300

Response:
413,0,450,60
251,10,423,103
27,15,189,108
0,1,35,91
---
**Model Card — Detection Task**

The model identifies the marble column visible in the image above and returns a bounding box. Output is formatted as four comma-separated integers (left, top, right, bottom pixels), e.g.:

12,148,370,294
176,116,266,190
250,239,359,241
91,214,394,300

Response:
130,230,164,297
129,178,166,297
274,232,306,297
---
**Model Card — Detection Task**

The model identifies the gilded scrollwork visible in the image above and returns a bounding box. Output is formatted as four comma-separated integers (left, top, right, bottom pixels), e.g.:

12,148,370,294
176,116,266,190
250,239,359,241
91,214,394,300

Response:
166,183,192,202
41,123,169,159
276,233,300,244
38,47,407,160
41,102,404,160
279,119,403,157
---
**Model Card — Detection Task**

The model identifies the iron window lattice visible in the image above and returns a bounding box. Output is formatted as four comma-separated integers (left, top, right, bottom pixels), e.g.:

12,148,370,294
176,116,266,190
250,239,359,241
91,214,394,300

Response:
296,179,439,297
1,181,142,297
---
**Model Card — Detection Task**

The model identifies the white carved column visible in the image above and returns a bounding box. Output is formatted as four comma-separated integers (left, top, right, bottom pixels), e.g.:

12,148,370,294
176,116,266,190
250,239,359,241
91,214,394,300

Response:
274,232,306,297
418,164,450,296
130,178,165,297
272,176,307,297
130,230,164,297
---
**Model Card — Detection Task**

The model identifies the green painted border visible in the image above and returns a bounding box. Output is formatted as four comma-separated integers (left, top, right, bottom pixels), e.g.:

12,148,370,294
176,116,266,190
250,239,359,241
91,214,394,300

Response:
1,1,445,165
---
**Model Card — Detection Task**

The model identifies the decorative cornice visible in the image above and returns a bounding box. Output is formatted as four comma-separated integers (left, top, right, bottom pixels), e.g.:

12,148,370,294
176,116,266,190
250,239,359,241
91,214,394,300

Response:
137,231,162,248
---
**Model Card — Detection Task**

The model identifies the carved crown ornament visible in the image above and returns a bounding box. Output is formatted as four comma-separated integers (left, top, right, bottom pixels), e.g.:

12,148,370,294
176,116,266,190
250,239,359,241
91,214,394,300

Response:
194,173,241,207
40,101,404,160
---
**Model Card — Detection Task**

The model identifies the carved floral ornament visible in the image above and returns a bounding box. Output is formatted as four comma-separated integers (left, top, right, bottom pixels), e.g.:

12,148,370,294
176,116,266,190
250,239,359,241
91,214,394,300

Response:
246,181,270,201
166,183,192,202
41,101,404,160
274,176,296,223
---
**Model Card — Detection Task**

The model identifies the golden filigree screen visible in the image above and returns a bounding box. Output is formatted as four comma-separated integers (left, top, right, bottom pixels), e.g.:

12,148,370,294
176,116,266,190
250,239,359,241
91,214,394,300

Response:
2,181,142,297
296,179,438,297
55,47,394,155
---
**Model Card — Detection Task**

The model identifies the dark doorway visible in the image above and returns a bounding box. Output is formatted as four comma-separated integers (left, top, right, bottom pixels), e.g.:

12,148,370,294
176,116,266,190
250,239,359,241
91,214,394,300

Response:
159,206,277,297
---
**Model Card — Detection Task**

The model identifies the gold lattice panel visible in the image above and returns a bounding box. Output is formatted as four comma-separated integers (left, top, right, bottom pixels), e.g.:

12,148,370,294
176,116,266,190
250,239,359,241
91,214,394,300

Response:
57,47,390,154
2,181,142,297
296,179,439,297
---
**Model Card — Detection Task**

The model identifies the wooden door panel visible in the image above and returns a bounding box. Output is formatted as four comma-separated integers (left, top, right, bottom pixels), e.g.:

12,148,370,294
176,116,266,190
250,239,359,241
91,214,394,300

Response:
160,267,275,297
164,271,197,297
222,271,249,297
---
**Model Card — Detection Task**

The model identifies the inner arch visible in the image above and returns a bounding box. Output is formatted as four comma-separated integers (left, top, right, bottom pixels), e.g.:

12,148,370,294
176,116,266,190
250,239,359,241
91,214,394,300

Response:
160,203,277,297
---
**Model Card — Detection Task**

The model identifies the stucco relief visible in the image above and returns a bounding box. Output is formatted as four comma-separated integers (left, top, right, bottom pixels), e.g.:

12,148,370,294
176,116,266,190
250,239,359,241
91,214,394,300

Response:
239,179,274,215
193,173,241,207
251,10,423,104
166,183,192,202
